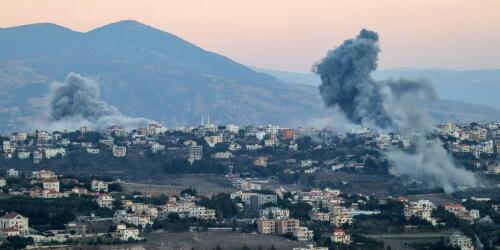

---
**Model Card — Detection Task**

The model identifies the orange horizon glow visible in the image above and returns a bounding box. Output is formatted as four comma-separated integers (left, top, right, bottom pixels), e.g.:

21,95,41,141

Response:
1,0,500,72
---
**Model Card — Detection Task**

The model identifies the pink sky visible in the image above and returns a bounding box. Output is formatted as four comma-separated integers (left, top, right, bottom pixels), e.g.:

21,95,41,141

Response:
1,0,500,72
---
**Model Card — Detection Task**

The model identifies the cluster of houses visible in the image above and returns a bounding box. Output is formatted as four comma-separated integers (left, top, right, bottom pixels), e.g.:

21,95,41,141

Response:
0,123,167,162
235,188,364,245
440,122,500,171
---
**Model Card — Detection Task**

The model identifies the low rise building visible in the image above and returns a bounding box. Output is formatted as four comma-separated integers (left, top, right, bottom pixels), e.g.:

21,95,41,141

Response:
331,229,351,245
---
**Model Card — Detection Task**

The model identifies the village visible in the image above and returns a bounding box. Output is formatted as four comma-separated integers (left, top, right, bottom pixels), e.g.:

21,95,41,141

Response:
0,120,499,249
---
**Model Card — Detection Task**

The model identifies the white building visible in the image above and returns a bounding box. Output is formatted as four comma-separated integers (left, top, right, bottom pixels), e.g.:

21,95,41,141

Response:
112,145,127,157
450,233,474,250
188,145,203,164
43,179,60,193
96,194,114,208
44,147,66,159
116,223,140,241
6,169,18,178
91,180,109,192
0,212,29,235
293,226,314,241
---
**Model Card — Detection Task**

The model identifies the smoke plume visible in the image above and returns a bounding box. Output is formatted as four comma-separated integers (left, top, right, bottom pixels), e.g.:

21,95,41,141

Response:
44,73,152,131
313,29,477,193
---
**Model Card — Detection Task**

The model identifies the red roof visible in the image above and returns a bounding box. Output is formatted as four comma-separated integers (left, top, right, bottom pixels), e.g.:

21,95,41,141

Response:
1,212,22,219
2,227,19,232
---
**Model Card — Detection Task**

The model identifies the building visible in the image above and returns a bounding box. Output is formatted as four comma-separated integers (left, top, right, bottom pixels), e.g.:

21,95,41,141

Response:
331,229,351,245
91,180,109,192
116,224,140,241
256,218,275,235
250,193,277,209
112,145,127,157
0,177,6,187
6,169,18,178
96,194,114,208
33,170,56,180
44,147,66,159
259,207,289,219
293,226,314,241
450,232,474,250
275,218,300,235
0,212,29,235
188,145,203,164
254,156,268,168
43,179,60,192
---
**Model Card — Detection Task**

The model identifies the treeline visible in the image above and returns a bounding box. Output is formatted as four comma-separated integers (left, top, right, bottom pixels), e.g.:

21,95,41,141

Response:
0,196,111,231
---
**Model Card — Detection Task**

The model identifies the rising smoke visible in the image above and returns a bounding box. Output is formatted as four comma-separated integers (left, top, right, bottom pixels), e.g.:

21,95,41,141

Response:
313,29,477,193
44,73,152,131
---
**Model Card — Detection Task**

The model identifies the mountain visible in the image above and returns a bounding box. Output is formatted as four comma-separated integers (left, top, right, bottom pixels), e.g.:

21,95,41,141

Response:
0,20,498,132
255,67,500,108
0,20,326,131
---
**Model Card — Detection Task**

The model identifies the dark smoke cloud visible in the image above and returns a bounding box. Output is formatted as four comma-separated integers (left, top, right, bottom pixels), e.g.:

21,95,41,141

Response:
313,29,477,193
44,73,152,131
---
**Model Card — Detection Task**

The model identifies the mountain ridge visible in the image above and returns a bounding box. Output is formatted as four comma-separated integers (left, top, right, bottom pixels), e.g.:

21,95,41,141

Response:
0,20,498,132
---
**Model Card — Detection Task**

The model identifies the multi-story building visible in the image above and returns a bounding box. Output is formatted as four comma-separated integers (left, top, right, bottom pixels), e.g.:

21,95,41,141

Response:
43,179,60,193
256,218,275,235
188,145,203,164
96,194,114,208
91,180,109,192
259,207,289,219
0,212,29,235
112,145,127,157
450,233,474,250
331,228,351,245
275,218,300,235
116,224,140,240
293,226,314,241
254,156,268,168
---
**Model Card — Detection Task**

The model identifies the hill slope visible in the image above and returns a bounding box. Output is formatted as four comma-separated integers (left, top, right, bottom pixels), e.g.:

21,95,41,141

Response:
0,20,325,131
0,20,498,132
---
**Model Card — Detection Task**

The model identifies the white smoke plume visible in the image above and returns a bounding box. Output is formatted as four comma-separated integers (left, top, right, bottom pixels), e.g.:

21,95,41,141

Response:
313,29,478,193
43,73,152,132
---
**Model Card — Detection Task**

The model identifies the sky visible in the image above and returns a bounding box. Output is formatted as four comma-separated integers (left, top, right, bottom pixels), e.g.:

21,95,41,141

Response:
1,0,500,73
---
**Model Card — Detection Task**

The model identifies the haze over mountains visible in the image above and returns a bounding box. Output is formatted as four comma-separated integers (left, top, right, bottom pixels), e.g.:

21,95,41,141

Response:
0,20,499,132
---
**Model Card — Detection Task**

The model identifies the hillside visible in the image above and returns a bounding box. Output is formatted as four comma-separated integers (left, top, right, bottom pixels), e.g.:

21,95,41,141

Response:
0,20,325,131
0,20,498,132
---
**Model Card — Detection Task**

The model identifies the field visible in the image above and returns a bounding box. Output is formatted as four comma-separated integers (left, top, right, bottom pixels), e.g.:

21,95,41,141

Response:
121,174,235,196
53,231,307,250
365,230,455,250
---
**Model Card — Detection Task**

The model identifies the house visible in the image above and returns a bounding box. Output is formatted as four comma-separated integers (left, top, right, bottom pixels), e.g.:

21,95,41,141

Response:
212,151,233,159
44,147,66,159
254,156,268,168
112,145,127,157
259,207,289,219
116,224,140,241
293,226,314,241
87,148,100,154
275,218,300,235
450,232,474,250
250,193,277,209
33,170,56,180
91,180,109,192
188,145,203,164
0,212,29,235
6,169,18,178
96,194,114,208
43,178,60,192
0,177,6,187
256,218,275,234
17,151,31,160
331,229,351,245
